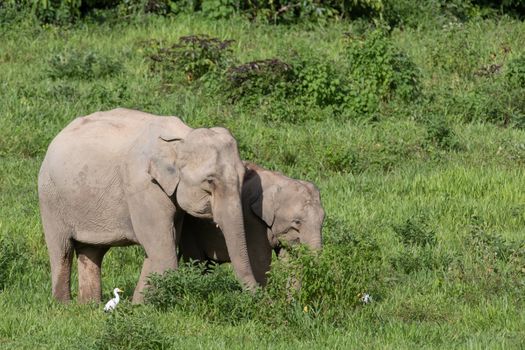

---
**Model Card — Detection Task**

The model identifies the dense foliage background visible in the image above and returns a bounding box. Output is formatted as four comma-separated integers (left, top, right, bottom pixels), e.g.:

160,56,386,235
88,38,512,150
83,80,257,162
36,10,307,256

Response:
1,1,525,348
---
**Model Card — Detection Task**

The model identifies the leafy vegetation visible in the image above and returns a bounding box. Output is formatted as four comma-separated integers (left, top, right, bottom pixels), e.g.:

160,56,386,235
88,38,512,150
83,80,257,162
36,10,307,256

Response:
1,2,525,348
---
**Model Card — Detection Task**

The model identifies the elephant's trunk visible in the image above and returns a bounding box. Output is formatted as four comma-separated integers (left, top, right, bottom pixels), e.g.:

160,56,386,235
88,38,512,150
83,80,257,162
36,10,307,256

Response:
306,234,322,251
302,225,323,252
213,191,258,291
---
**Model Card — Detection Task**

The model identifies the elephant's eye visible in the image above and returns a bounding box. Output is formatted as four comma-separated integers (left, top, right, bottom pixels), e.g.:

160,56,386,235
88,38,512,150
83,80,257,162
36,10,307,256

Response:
202,177,215,193
292,219,301,226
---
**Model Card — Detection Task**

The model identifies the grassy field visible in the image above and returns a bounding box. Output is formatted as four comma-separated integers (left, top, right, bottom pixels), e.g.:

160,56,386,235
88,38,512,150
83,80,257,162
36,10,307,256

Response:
1,6,525,349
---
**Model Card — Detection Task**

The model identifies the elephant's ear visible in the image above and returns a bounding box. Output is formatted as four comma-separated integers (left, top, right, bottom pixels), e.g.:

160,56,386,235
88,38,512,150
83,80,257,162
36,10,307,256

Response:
250,184,280,228
147,137,182,196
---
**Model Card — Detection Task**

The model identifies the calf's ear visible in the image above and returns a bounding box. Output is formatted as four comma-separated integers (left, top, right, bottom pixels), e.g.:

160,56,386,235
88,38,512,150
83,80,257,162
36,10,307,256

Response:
250,185,280,228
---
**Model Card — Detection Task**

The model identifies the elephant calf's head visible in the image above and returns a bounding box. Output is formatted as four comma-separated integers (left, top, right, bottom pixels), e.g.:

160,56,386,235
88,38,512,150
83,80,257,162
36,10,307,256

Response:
245,163,325,254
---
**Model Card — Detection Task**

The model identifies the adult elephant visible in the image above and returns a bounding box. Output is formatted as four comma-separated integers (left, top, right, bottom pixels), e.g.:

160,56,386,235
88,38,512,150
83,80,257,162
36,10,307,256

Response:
179,162,324,285
38,108,257,303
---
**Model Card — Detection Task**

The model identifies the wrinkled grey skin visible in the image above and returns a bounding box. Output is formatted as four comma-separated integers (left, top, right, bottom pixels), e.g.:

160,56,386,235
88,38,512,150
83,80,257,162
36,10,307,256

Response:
179,162,324,285
38,108,257,303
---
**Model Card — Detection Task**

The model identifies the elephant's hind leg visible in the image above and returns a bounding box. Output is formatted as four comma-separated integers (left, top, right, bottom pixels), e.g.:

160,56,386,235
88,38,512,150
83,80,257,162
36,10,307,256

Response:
39,172,75,302
49,240,73,302
76,244,109,303
40,204,74,302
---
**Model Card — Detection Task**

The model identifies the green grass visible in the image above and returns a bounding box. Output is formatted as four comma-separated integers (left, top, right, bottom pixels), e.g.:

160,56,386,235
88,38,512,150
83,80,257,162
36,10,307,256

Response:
1,9,525,349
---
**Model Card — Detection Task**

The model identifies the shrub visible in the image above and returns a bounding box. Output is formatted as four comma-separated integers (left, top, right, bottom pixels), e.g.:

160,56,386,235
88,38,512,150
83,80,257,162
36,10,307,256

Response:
424,115,460,150
95,304,172,350
472,0,525,18
144,35,234,83
219,54,351,124
225,55,353,121
145,262,234,311
457,58,525,129
268,236,385,322
201,0,238,19
144,235,386,328
47,49,122,80
506,55,525,88
116,0,197,17
322,216,354,245
343,27,421,117
321,143,359,174
144,262,259,323
293,56,351,110
427,23,482,78
466,220,522,264
389,215,457,274
197,0,383,23
31,0,83,24
391,246,453,274
393,214,436,247
226,58,295,101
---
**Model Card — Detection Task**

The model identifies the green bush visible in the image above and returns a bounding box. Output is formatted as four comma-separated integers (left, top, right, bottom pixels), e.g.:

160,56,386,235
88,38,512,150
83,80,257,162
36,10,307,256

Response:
393,215,436,247
144,35,234,83
144,235,385,327
144,262,243,311
116,0,198,17
293,56,351,110
95,304,172,350
276,238,385,318
47,49,122,80
3,0,83,24
389,215,456,274
391,246,453,274
467,220,523,264
201,0,238,19
423,115,460,150
144,262,259,323
507,55,525,88
224,54,352,121
452,56,525,129
226,58,295,102
343,27,421,118
197,0,383,23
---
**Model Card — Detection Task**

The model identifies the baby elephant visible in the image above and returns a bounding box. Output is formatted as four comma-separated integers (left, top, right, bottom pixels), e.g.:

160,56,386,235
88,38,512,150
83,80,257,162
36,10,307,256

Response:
179,162,324,285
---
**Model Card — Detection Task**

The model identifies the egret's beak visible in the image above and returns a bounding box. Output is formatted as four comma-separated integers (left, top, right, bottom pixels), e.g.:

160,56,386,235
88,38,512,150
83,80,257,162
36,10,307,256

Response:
118,288,124,293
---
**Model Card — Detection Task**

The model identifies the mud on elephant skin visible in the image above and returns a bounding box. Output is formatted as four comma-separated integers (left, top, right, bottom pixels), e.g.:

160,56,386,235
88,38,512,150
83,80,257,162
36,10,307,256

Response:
38,108,257,303
179,162,325,285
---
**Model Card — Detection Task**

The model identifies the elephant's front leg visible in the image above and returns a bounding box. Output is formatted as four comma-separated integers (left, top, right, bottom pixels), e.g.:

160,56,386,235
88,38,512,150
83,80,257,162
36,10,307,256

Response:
132,251,179,303
127,186,180,303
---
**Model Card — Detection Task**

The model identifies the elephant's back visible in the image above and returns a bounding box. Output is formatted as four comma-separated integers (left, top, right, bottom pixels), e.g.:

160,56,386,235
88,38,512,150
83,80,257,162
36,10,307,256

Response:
62,108,153,144
39,109,153,204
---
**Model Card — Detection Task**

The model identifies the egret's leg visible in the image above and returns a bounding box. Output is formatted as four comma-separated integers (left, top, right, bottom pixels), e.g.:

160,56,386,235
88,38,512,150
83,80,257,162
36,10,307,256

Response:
76,244,109,303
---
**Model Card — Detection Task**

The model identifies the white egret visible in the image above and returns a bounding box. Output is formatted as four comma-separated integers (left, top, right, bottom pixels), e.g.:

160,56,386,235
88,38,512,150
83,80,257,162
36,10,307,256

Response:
104,288,123,312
